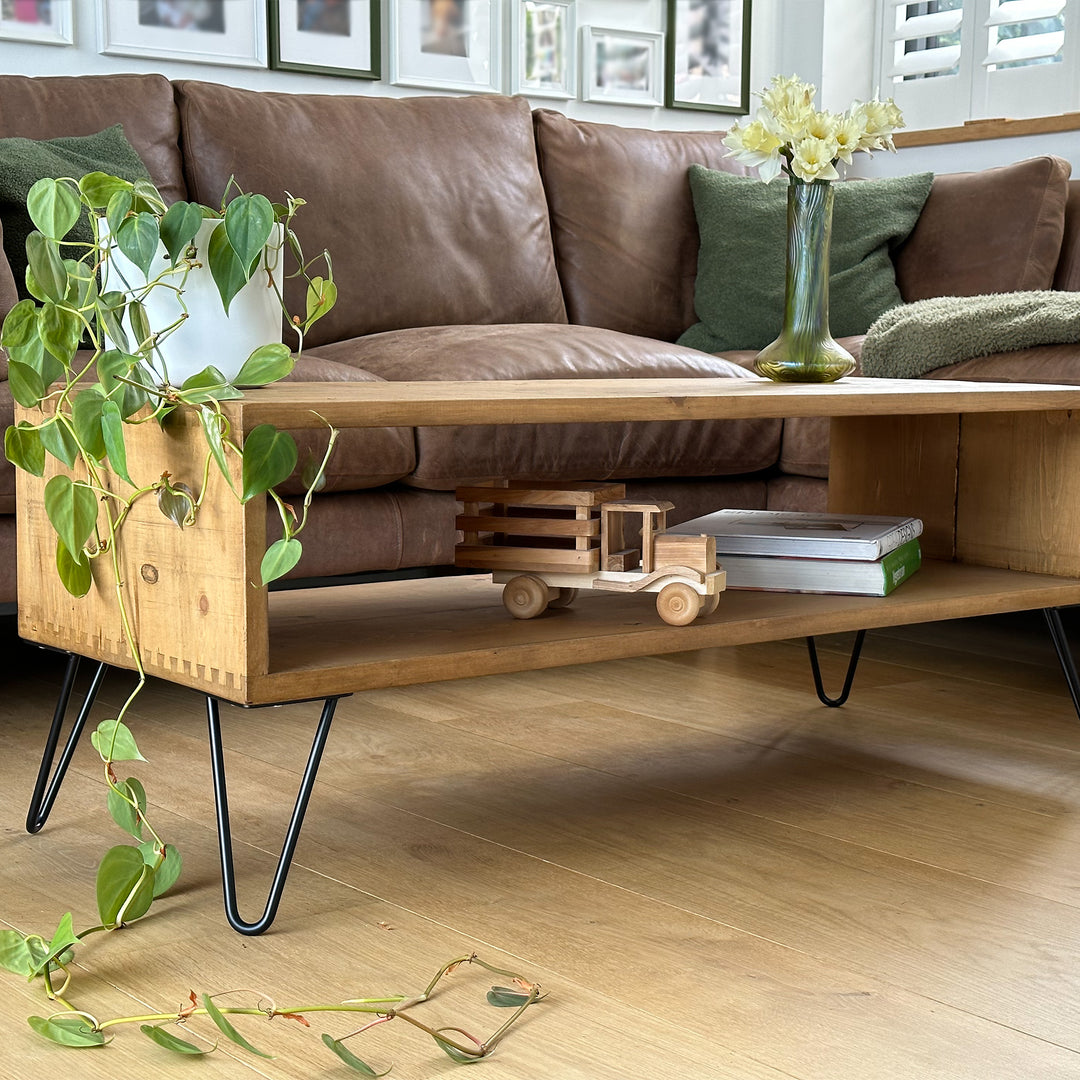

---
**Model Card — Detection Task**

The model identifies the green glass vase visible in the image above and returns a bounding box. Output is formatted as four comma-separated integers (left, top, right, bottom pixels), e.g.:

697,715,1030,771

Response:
754,178,856,383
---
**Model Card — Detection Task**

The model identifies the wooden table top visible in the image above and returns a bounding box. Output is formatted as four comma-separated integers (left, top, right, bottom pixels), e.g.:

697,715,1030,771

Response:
225,377,1080,429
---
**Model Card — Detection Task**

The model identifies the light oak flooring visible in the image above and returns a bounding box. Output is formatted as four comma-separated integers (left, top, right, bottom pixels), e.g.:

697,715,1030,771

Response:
1,608,1079,1079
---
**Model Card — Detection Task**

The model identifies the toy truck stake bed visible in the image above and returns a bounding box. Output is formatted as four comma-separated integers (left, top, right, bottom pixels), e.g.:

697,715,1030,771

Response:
455,483,726,626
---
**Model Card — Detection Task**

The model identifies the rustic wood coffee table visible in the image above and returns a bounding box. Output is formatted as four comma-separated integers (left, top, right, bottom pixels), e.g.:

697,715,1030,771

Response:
18,376,1080,932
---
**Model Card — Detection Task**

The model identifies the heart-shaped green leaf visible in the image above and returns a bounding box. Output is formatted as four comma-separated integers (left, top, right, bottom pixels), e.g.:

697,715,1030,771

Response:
38,300,81,363
64,257,98,311
43,475,98,564
131,177,166,214
7,360,46,409
198,407,235,493
160,201,205,267
107,777,146,839
26,232,69,303
138,841,183,897
141,1024,211,1055
305,276,338,327
260,538,302,585
38,418,79,469
202,994,274,1059
27,177,81,240
321,1034,390,1076
433,1031,484,1064
78,172,133,211
1,298,39,347
91,718,146,763
176,365,243,405
31,912,80,976
100,399,133,486
235,343,293,388
105,188,133,241
95,845,154,927
96,290,130,353
224,193,274,270
128,298,152,354
28,1015,107,1047
116,212,160,278
207,222,248,314
486,986,534,1008
241,425,297,503
5,423,45,477
72,388,107,461
0,931,35,977
56,538,92,598
157,482,196,529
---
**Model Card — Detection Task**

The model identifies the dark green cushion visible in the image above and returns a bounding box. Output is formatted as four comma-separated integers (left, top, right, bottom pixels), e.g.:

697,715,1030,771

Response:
0,125,150,302
678,165,934,353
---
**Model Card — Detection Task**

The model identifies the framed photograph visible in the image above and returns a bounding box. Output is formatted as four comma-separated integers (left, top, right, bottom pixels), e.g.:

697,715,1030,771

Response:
580,26,662,108
510,0,575,100
269,0,379,80
666,0,752,114
0,0,73,45
99,0,267,68
389,0,502,95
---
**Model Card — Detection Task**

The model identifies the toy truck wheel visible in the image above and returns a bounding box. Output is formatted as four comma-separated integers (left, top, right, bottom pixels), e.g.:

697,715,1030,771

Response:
502,575,550,619
699,591,721,616
548,587,578,609
656,582,700,626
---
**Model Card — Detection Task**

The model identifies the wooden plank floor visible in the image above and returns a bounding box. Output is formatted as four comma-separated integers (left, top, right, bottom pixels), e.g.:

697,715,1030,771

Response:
2,608,1079,1079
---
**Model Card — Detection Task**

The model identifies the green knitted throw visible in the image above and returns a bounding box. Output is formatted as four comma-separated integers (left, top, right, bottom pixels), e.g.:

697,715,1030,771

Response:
862,290,1080,379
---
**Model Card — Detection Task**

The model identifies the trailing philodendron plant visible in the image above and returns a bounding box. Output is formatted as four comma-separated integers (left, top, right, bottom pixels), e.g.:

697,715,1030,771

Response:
0,171,370,1057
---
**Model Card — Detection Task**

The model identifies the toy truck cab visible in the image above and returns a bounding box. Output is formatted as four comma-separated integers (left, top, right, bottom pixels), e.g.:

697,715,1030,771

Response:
455,483,726,626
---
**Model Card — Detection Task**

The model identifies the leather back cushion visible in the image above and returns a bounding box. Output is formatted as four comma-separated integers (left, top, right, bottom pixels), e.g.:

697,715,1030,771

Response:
896,155,1072,301
534,109,749,341
0,74,186,204
174,82,567,348
1054,180,1080,292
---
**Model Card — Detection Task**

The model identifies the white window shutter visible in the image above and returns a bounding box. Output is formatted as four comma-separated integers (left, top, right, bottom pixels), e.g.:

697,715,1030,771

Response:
973,0,1078,118
876,0,976,129
876,0,1080,127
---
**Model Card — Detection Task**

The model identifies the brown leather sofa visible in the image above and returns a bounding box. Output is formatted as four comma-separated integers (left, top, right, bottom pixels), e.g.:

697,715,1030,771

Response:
1,73,1077,606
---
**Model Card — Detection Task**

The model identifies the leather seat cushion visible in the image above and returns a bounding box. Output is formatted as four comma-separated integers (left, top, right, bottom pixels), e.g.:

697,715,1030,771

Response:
276,354,415,494
311,323,782,488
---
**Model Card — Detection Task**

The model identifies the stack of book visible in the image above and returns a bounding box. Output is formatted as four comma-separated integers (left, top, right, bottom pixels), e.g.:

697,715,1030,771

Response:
668,510,923,596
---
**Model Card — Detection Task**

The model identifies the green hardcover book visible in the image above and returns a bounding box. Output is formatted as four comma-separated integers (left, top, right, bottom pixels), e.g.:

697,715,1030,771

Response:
718,539,922,595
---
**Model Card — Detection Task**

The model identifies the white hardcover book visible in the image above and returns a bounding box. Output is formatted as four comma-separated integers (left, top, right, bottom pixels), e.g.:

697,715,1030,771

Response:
717,539,923,596
669,510,923,560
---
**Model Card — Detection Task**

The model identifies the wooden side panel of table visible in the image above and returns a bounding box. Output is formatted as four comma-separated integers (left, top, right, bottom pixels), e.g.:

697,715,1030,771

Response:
829,409,1080,577
16,408,269,700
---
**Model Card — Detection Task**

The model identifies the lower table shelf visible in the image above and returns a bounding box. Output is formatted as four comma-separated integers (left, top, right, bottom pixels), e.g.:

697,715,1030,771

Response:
246,560,1080,706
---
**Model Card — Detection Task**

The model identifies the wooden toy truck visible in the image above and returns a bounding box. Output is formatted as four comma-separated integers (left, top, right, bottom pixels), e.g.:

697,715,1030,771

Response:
455,482,726,625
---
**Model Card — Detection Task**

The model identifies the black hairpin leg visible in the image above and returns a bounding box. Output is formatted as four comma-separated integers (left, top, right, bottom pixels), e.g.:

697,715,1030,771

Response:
207,693,346,936
26,653,109,834
1044,608,1080,722
806,630,867,708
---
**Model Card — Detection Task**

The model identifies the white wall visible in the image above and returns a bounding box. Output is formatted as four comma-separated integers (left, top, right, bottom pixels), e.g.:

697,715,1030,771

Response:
0,0,779,133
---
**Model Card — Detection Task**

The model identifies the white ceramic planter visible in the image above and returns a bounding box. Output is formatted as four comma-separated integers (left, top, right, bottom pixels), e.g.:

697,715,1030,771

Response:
106,218,283,386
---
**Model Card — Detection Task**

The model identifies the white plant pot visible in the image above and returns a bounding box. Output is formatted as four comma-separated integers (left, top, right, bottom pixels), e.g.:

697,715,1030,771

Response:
106,218,283,386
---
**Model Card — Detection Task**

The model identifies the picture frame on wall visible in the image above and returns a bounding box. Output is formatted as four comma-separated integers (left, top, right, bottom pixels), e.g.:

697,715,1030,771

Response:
510,0,575,100
389,0,502,95
0,0,74,46
99,0,266,68
580,26,663,108
269,0,379,79
666,0,752,114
